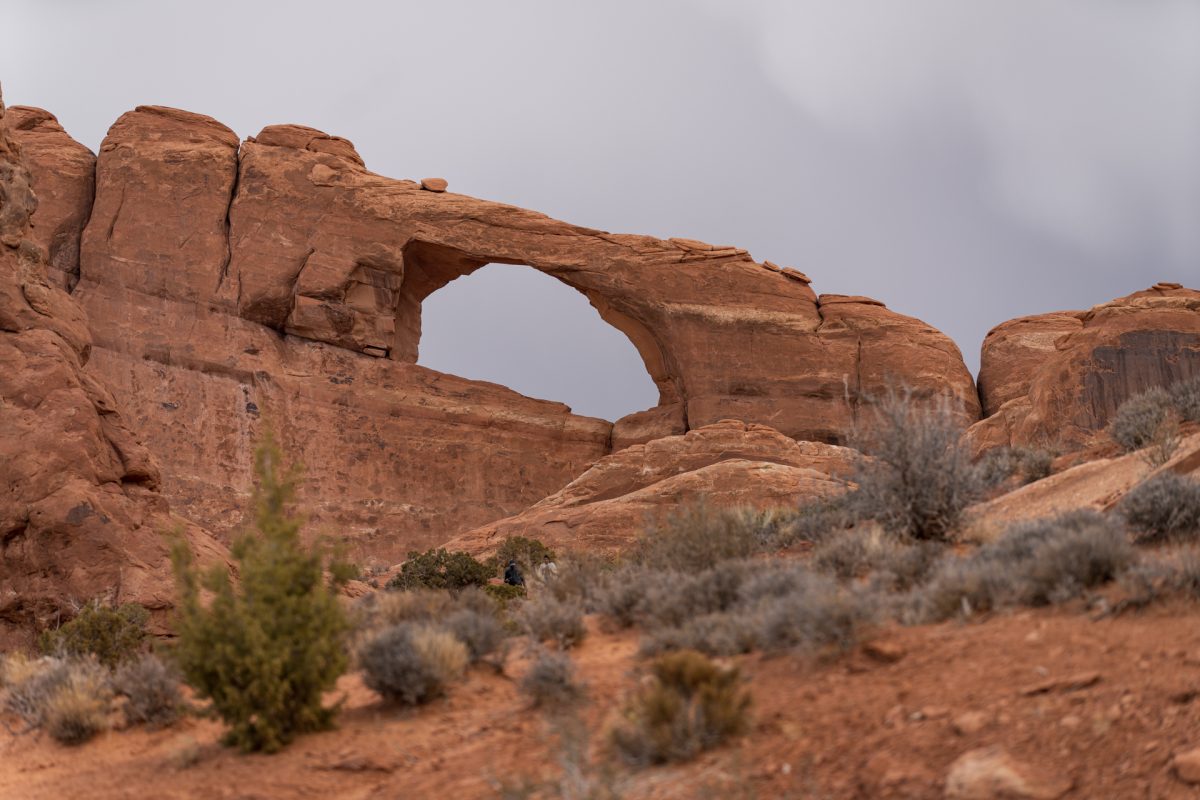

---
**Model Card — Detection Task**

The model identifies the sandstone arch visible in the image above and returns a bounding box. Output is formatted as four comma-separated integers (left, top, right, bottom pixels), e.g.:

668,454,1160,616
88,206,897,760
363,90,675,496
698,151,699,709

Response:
11,105,981,559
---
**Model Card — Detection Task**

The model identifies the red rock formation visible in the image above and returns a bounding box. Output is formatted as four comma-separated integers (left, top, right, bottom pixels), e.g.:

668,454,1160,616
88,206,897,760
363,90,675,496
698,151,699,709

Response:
12,104,980,561
442,420,858,557
969,284,1200,454
0,92,223,647
4,106,94,292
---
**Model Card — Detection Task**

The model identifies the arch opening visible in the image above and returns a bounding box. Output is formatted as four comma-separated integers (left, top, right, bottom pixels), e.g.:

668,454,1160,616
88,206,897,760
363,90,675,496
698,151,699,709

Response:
416,263,661,421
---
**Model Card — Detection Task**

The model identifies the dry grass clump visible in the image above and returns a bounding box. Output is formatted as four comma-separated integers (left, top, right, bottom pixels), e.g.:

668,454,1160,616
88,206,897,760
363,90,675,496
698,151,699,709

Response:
1118,547,1200,608
517,594,587,650
777,494,857,547
913,510,1133,621
43,661,112,745
519,648,585,709
114,654,182,728
634,502,760,571
610,650,750,766
850,390,982,541
2,654,72,726
1119,473,1200,544
359,623,468,705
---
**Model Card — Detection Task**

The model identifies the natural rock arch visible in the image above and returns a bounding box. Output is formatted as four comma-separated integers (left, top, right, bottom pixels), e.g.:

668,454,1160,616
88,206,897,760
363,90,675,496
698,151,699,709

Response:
413,260,662,421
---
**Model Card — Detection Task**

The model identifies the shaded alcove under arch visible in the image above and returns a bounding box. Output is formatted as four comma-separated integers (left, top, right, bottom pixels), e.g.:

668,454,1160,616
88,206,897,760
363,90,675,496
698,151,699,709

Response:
416,262,661,421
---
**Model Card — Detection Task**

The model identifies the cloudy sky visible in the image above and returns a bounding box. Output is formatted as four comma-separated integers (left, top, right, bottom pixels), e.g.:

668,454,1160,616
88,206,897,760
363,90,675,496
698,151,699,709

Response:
4,1,1198,420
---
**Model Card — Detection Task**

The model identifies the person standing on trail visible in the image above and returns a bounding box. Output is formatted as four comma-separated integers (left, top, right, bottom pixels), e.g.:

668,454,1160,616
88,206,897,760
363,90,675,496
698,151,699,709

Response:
504,559,525,587
535,554,558,583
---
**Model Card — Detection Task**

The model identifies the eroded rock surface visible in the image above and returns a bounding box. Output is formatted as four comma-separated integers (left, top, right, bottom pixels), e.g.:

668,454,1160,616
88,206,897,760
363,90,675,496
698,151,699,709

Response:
969,285,1200,454
0,92,223,647
442,420,858,557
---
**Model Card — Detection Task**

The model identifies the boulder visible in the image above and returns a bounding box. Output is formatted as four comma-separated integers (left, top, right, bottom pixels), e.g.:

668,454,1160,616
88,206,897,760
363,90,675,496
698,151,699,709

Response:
5,106,95,291
944,747,1071,799
970,287,1200,454
441,421,858,556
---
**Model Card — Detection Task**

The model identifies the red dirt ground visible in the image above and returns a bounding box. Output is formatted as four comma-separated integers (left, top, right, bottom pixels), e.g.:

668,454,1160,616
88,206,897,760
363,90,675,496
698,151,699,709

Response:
5,601,1200,799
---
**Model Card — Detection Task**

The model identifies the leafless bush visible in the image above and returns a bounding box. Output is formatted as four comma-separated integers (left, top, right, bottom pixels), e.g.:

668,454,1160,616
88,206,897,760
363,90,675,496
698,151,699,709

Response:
590,565,651,629
637,562,754,630
635,501,759,570
443,607,507,664
812,528,941,589
755,574,876,653
359,623,467,705
776,494,858,547
913,510,1133,621
1119,473,1200,543
114,654,182,728
1171,375,1200,423
639,612,759,657
518,594,587,650
1111,387,1174,454
851,390,982,541
519,648,585,709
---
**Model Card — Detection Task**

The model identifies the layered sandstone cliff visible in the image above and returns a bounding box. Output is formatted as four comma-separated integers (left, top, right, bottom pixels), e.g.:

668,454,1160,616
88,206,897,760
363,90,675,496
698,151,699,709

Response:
10,103,981,561
0,93,223,646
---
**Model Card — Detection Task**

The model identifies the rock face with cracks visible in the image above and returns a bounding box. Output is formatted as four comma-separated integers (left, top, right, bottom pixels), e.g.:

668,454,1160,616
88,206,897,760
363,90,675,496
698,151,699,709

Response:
970,284,1200,454
8,103,980,560
0,93,223,648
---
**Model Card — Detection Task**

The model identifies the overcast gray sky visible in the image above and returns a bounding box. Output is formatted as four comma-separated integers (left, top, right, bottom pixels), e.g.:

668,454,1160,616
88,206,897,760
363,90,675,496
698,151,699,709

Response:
4,1,1198,421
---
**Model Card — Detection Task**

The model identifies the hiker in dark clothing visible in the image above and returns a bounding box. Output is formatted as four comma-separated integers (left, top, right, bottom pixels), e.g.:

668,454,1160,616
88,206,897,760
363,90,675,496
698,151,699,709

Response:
503,559,525,587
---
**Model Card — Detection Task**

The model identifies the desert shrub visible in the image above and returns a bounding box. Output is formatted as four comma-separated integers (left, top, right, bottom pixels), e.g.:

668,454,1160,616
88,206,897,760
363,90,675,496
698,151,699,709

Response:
444,607,506,663
359,623,467,705
1119,473,1200,543
777,493,859,547
591,565,651,628
1119,548,1200,607
636,563,753,631
519,648,584,709
914,510,1133,621
39,600,149,668
171,435,349,753
489,536,556,576
1111,387,1174,453
387,548,493,592
482,583,527,608
639,612,759,657
610,650,750,766
977,447,1054,488
1,654,71,726
756,574,875,653
1171,375,1200,423
812,528,940,588
634,501,759,571
518,594,587,649
42,660,111,746
114,654,181,728
851,390,981,541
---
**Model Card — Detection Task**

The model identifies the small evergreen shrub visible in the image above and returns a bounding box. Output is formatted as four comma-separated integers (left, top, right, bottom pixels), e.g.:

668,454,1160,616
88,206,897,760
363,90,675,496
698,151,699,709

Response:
1120,473,1200,543
482,583,527,608
518,594,587,650
171,435,349,753
114,654,182,728
39,601,149,668
359,623,467,705
634,501,759,571
387,548,493,591
1110,387,1174,453
43,661,111,746
851,390,981,541
610,650,750,766
519,649,584,709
